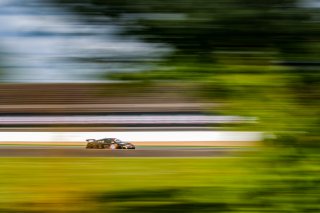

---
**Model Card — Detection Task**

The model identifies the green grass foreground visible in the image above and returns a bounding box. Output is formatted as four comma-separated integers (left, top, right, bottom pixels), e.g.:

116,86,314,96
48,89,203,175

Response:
0,157,256,212
0,156,319,212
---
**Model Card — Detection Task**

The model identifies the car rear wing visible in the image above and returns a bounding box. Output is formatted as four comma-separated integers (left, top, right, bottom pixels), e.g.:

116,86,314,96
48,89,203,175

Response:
86,139,96,142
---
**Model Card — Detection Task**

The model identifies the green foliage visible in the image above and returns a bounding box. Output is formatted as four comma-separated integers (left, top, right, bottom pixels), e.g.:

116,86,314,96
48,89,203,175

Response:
53,0,319,136
54,1,320,132
55,0,320,60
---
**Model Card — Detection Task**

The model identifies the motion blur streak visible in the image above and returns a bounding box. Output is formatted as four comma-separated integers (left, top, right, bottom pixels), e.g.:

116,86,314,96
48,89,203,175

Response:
0,131,262,142
0,115,253,125
0,0,319,212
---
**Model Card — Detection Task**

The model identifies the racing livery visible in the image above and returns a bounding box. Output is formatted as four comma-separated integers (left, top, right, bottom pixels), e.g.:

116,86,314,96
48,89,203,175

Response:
86,138,135,149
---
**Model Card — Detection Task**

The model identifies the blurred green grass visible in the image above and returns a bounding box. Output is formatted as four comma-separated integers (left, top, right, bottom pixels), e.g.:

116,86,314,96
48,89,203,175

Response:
0,156,319,212
0,157,258,212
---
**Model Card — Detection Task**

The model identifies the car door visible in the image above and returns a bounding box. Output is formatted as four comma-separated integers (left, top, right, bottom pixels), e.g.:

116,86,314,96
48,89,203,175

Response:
109,139,120,149
97,140,104,149
103,139,112,149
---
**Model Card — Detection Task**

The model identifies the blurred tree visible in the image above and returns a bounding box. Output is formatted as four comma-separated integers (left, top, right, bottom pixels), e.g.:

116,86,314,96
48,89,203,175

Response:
54,0,319,61
53,0,320,133
53,1,320,212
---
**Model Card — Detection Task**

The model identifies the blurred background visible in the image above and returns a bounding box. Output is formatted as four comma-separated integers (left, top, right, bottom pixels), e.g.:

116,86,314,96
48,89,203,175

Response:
0,0,319,212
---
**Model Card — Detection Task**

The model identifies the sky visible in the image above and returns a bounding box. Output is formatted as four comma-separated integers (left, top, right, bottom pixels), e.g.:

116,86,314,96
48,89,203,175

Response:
0,0,167,82
0,0,318,82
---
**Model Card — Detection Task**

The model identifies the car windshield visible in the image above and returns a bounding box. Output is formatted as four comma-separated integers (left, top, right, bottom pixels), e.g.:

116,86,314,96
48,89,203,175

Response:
114,139,128,144
114,139,127,144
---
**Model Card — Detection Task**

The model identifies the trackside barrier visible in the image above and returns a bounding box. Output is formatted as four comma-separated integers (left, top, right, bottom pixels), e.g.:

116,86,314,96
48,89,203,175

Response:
0,131,262,143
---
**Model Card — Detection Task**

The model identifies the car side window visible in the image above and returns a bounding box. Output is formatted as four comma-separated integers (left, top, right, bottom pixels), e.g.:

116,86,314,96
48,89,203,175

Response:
104,139,111,144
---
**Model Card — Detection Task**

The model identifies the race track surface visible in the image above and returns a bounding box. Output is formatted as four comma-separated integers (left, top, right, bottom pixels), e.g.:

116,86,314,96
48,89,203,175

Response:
0,146,237,157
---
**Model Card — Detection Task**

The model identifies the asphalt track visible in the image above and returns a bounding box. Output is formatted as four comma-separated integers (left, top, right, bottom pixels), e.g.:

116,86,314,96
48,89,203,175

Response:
0,146,238,157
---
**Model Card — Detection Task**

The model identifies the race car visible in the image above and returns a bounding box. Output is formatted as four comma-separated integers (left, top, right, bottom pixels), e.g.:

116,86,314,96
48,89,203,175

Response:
86,138,135,149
